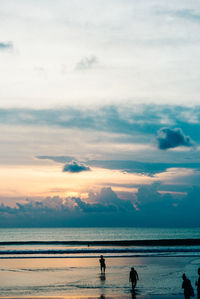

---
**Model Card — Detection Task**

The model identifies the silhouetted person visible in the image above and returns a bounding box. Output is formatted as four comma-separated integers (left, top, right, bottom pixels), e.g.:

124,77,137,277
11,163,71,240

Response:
129,267,139,290
182,273,193,299
99,255,106,273
196,267,200,299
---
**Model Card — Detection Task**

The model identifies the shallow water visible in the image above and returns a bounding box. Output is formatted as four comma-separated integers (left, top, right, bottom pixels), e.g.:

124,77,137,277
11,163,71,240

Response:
0,256,199,297
0,228,199,297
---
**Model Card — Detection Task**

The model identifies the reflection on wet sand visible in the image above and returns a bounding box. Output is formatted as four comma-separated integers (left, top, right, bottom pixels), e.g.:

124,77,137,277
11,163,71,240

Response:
131,289,137,299
100,273,106,281
99,272,106,298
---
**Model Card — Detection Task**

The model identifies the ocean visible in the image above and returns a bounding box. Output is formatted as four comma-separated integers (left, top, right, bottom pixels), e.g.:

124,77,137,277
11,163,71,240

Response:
0,227,200,297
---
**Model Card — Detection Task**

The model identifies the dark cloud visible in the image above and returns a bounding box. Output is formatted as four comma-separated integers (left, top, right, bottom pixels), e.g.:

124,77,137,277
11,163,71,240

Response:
76,55,98,70
0,42,13,50
0,186,199,227
37,156,200,175
157,127,193,150
63,161,91,173
1,105,200,145
0,188,135,227
88,159,200,174
88,187,135,212
135,183,200,226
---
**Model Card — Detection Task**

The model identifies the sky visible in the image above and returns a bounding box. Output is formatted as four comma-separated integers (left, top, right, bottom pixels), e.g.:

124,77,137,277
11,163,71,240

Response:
0,0,200,227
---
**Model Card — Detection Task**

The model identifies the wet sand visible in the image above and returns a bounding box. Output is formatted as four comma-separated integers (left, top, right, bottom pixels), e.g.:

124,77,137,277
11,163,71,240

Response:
0,256,197,298
0,295,184,299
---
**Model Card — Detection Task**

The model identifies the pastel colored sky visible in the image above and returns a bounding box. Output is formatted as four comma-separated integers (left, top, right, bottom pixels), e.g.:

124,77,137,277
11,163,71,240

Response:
0,0,200,226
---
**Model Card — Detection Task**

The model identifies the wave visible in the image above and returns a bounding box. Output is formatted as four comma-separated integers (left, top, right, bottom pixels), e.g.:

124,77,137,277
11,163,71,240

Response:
0,238,200,246
0,247,200,255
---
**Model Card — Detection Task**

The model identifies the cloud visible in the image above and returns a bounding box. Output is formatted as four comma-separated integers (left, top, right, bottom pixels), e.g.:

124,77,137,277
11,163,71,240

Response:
73,187,134,214
88,187,135,212
135,183,200,226
0,42,13,51
2,105,200,167
1,105,200,142
0,186,199,227
0,188,136,227
63,161,91,173
76,55,98,70
157,127,194,150
161,9,200,23
175,9,200,22
1,0,200,108
37,156,200,175
37,155,74,163
88,159,200,175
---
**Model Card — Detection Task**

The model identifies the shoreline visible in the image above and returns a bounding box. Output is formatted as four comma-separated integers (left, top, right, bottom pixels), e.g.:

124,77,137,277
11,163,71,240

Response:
0,296,184,298
0,254,199,259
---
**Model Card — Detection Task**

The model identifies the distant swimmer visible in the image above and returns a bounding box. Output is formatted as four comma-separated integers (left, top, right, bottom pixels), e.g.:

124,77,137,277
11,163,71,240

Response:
99,255,106,273
196,267,200,299
129,267,139,290
182,273,194,299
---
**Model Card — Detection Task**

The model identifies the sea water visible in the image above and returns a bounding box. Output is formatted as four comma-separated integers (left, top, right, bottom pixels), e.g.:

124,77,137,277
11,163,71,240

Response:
1,227,200,242
0,227,200,258
0,227,200,297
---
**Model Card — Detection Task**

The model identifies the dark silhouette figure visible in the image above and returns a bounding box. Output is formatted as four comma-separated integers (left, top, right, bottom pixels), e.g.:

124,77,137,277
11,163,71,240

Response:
129,267,139,290
196,267,200,299
182,273,194,299
99,255,106,273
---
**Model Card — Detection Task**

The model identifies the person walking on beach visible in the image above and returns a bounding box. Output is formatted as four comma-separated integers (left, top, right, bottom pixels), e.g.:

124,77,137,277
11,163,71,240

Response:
196,267,200,299
99,255,106,273
129,267,139,290
182,273,194,299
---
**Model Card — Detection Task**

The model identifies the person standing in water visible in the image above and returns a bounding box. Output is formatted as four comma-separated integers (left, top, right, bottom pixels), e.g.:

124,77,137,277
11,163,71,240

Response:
129,267,139,290
196,268,200,299
182,273,194,299
99,255,106,273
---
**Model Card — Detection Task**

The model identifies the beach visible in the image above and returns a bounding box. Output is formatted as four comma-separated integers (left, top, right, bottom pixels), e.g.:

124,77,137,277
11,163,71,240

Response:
0,296,185,299
0,256,199,298
0,228,199,298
